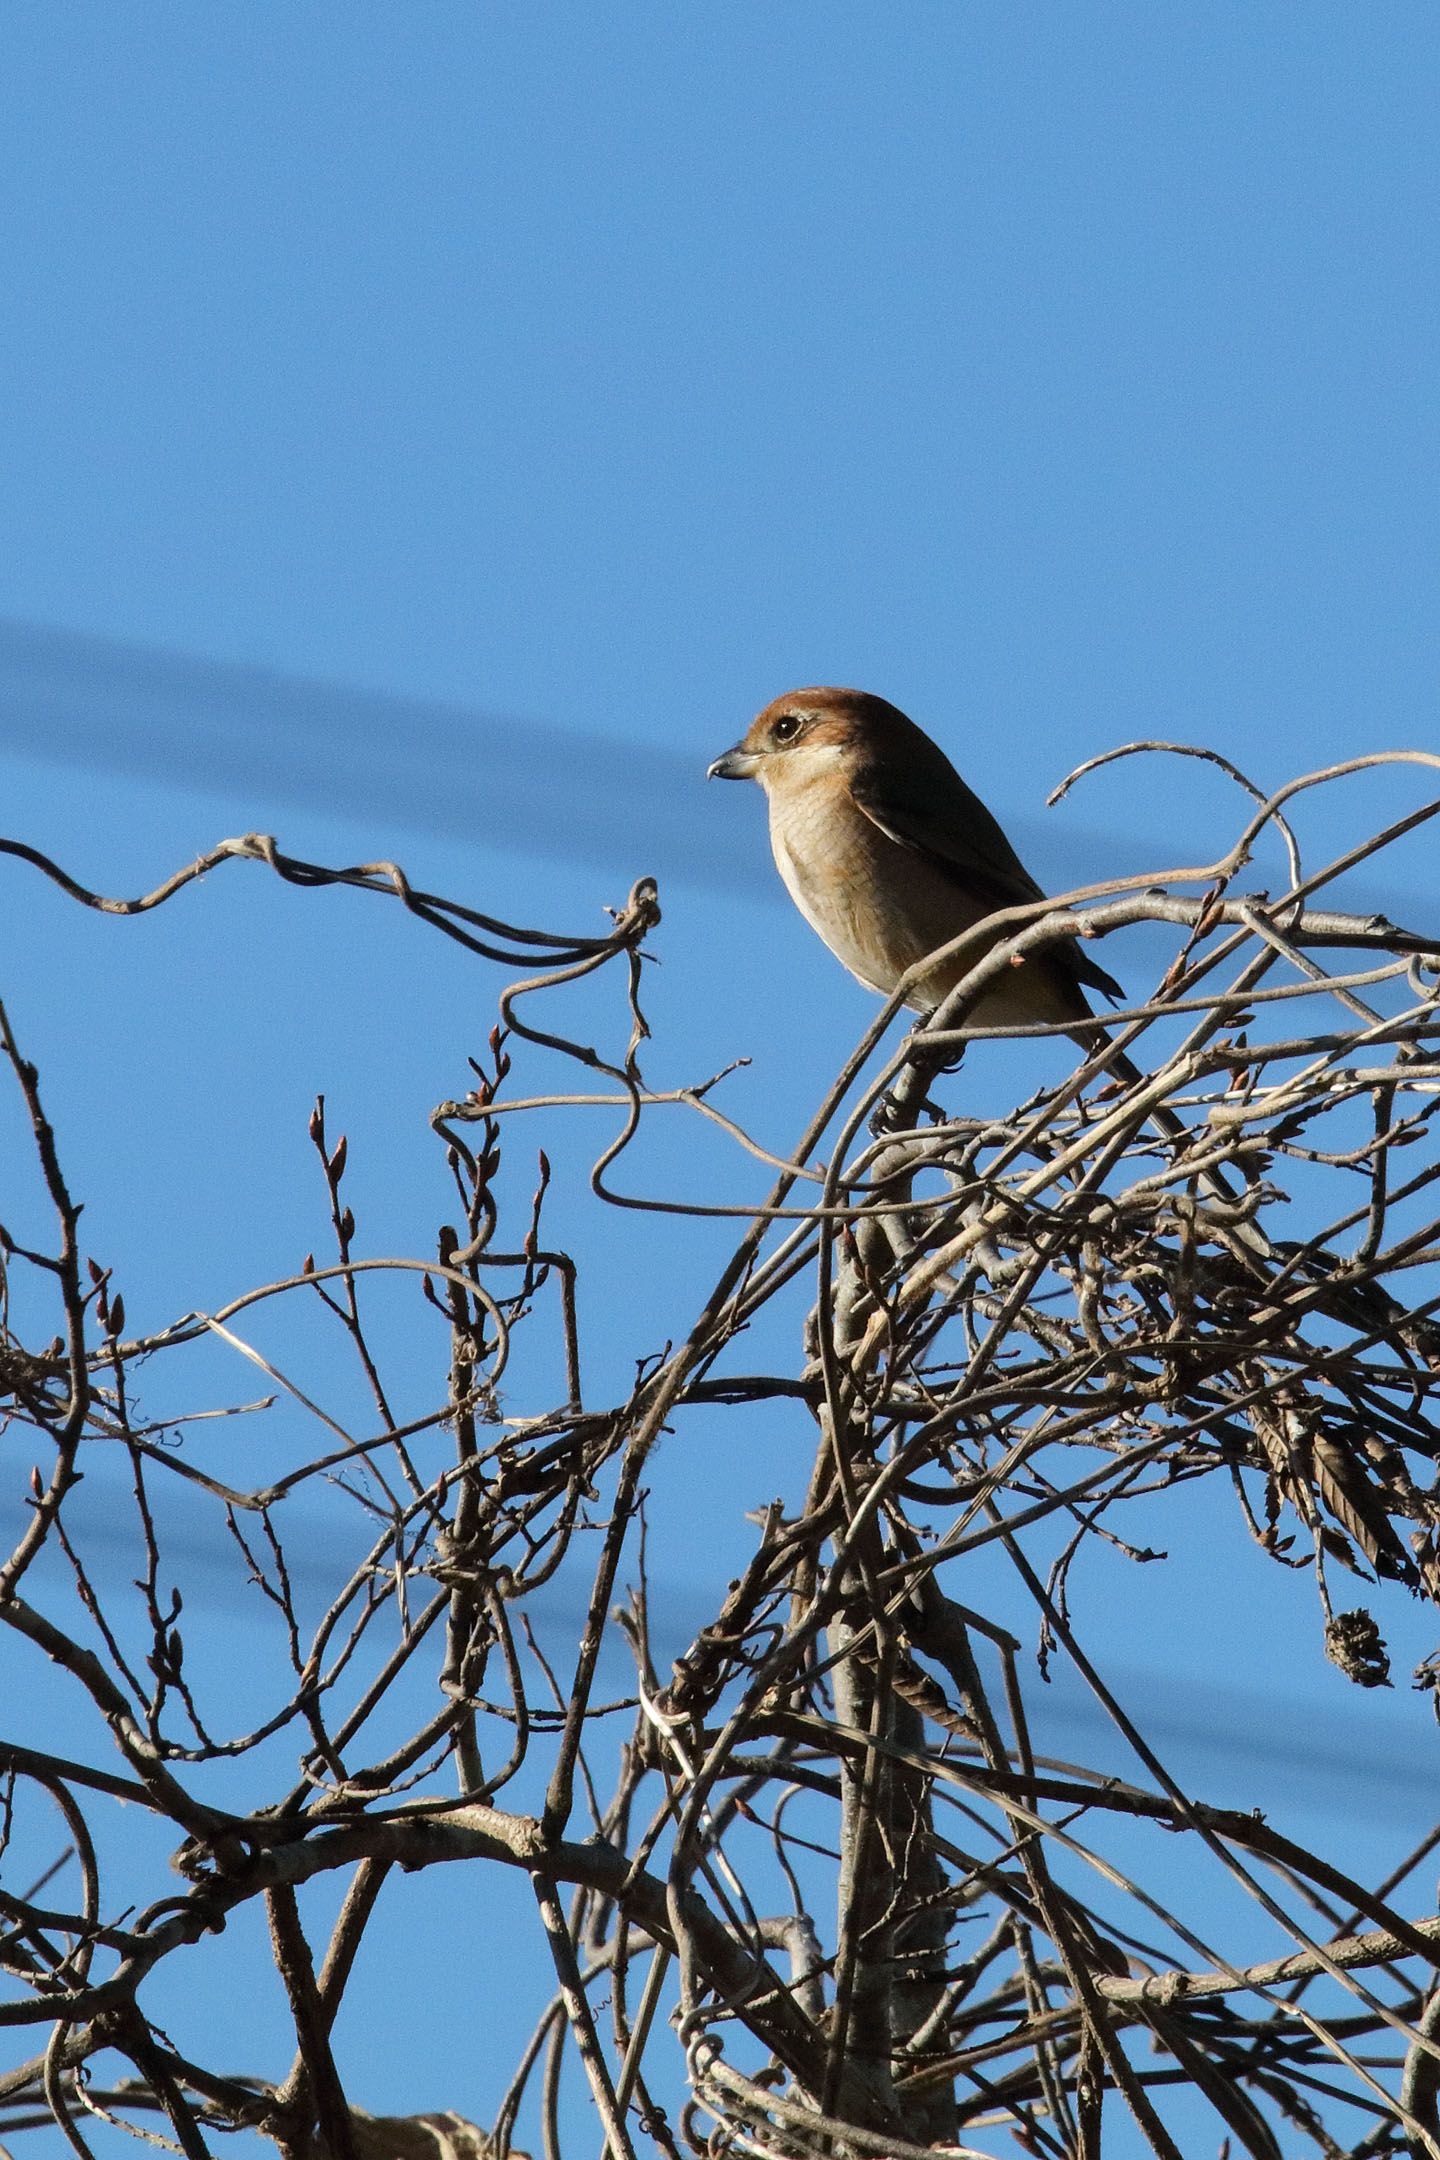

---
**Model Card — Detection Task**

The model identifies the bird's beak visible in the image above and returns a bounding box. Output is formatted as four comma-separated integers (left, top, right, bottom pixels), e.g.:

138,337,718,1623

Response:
707,742,761,781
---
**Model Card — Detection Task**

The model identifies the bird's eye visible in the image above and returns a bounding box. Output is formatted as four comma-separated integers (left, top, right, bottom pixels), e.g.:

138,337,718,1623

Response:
771,714,804,744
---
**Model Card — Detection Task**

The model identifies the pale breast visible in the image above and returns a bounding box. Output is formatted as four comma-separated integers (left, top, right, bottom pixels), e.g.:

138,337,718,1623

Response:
762,763,1086,1025
764,770,974,999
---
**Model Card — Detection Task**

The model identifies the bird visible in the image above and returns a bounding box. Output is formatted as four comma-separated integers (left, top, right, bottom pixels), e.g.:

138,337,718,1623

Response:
708,687,1276,1273
706,685,1123,1042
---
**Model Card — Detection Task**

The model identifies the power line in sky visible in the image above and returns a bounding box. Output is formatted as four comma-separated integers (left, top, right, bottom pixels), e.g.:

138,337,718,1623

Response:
0,616,1155,902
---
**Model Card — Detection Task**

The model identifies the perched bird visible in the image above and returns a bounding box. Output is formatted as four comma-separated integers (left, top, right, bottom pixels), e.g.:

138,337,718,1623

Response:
707,686,1122,1040
709,687,1276,1270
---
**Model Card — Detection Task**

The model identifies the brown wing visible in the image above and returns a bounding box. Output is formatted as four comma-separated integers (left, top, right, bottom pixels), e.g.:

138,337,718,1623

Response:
850,731,1125,1005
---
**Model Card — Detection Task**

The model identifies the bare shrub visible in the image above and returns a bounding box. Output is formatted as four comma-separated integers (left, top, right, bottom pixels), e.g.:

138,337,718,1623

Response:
2,752,1440,2158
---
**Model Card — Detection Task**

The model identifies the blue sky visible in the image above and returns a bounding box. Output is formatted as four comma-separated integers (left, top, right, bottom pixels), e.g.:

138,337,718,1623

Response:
5,4,1440,777
2,4,1440,2147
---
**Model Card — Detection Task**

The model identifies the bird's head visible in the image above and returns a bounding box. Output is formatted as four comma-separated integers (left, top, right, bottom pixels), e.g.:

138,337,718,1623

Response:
707,687,909,791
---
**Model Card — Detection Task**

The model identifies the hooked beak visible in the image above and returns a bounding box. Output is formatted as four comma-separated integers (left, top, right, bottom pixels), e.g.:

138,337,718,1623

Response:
707,742,761,781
